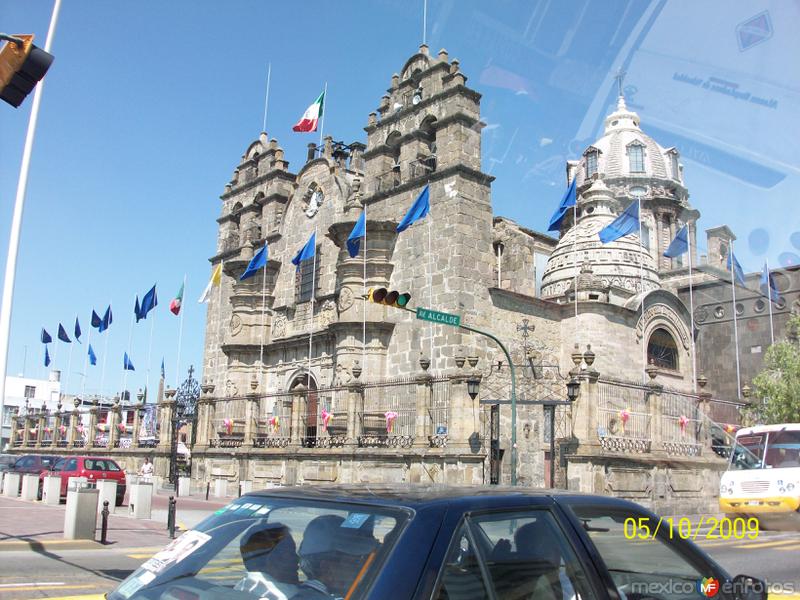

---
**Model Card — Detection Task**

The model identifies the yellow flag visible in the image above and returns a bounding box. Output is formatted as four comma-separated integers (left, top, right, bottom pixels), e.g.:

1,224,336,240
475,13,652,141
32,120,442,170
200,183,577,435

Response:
198,263,222,303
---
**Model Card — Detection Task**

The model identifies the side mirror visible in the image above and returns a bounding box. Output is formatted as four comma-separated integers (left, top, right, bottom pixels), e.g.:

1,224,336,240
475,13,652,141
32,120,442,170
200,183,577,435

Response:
732,574,768,600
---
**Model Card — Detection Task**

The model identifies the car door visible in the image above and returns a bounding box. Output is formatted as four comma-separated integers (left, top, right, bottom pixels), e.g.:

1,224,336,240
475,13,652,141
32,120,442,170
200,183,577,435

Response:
559,499,733,600
429,506,607,600
60,457,79,495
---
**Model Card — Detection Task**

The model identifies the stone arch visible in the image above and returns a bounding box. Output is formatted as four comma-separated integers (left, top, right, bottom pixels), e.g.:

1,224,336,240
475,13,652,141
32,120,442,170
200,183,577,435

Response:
418,115,437,164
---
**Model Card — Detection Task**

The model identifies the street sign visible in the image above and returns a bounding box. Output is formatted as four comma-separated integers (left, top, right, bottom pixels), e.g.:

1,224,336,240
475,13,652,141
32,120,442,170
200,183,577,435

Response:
416,307,461,327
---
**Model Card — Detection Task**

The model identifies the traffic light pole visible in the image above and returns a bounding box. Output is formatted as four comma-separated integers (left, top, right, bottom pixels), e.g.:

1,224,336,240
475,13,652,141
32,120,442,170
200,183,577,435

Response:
398,305,518,485
0,0,61,449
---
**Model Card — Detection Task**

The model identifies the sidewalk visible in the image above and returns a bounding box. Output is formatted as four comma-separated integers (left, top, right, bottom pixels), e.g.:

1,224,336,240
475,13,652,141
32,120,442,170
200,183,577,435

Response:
0,490,229,552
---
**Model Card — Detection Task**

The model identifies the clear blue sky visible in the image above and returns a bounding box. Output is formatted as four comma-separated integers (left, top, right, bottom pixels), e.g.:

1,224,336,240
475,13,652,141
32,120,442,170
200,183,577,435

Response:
1,1,797,397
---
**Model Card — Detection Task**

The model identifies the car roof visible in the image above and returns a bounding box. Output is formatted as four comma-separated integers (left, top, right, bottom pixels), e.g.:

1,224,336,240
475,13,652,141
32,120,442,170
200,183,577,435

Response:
244,484,635,512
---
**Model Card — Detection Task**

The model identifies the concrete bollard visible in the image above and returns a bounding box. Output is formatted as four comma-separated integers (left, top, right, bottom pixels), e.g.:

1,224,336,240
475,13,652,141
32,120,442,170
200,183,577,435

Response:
178,476,191,497
64,487,99,540
42,475,62,505
20,474,39,501
239,480,253,496
67,476,89,491
96,480,118,515
214,479,227,498
128,481,152,519
3,473,20,498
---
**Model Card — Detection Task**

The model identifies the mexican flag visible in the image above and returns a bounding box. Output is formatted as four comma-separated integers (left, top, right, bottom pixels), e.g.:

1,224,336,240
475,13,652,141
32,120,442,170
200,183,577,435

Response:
292,91,324,132
169,282,184,315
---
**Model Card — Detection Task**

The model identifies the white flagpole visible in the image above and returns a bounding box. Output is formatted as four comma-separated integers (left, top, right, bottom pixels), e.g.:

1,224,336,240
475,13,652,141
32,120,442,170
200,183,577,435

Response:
423,0,428,45
64,340,74,398
318,82,328,150
262,62,272,134
638,197,646,383
766,259,775,345
573,199,578,342
362,204,368,368
0,0,62,438
428,214,433,367
729,241,742,399
308,228,318,385
145,300,156,400
258,246,268,392
121,300,136,402
99,305,111,399
217,261,225,389
175,274,187,388
687,224,698,393
81,326,92,398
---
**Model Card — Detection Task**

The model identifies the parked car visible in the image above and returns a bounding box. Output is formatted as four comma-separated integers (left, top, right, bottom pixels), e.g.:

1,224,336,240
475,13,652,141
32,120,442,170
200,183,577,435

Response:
0,454,17,474
109,485,766,600
38,456,126,505
9,454,57,475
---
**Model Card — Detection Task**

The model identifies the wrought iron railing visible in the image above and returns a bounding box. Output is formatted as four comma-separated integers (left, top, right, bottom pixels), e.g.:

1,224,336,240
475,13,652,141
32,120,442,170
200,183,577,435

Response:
597,379,652,452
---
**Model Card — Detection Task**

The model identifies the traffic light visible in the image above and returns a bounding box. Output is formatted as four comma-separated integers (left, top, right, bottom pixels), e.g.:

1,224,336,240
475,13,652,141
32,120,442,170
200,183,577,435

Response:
0,34,54,108
368,287,411,309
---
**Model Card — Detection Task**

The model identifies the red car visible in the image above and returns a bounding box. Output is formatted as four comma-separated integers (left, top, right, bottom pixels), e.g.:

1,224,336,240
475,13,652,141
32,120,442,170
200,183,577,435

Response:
38,456,127,505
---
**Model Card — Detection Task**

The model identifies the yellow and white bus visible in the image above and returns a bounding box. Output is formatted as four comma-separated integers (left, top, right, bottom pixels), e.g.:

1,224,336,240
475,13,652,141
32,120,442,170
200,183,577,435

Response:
719,423,800,517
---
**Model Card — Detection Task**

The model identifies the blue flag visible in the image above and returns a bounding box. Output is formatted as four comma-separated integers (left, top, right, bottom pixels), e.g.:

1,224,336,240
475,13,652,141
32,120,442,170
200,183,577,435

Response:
240,242,269,280
396,185,430,233
74,317,82,343
139,285,158,321
99,305,113,333
760,263,782,304
123,352,135,371
347,211,366,258
663,225,689,258
547,178,577,232
134,296,142,323
57,323,71,343
599,201,640,244
292,232,317,269
91,310,103,329
88,344,97,366
727,251,746,286
41,328,52,344
44,346,51,367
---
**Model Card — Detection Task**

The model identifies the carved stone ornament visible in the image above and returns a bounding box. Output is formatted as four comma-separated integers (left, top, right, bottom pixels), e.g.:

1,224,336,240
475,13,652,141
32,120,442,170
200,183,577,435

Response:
225,379,239,398
318,299,337,328
337,287,355,313
635,303,691,350
230,314,243,336
304,189,324,218
273,315,287,338
333,361,353,385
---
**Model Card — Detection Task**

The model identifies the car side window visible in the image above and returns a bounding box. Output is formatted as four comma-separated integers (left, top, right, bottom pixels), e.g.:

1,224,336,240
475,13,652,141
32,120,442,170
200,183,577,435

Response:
52,459,65,472
105,461,120,472
65,458,78,471
16,456,33,468
569,506,709,600
85,459,98,470
433,522,491,600
470,510,598,600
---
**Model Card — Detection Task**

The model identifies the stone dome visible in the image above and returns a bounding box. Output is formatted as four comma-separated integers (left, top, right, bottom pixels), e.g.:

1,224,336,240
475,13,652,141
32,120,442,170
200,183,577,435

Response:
571,96,680,188
540,178,659,301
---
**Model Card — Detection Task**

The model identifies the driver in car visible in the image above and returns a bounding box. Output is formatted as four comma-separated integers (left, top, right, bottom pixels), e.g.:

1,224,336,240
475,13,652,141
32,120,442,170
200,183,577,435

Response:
235,523,301,600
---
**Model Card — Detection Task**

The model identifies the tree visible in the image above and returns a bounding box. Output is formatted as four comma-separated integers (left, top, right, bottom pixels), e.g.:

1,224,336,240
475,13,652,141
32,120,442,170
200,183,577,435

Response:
746,314,800,424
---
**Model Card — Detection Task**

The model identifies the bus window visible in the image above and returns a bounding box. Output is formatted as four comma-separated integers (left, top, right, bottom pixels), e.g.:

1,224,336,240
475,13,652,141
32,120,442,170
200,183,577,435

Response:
730,435,766,470
764,431,800,469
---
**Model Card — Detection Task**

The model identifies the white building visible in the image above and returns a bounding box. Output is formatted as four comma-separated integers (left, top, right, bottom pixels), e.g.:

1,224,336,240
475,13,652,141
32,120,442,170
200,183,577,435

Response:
1,371,61,450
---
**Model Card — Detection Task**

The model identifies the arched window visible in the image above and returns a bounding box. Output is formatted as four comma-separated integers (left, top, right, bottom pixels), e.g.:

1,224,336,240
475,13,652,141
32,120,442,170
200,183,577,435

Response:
627,142,645,173
585,149,598,178
647,328,679,370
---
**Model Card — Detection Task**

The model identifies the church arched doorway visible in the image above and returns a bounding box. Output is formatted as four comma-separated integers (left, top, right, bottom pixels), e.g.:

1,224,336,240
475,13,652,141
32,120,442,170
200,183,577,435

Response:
647,328,679,371
290,374,318,447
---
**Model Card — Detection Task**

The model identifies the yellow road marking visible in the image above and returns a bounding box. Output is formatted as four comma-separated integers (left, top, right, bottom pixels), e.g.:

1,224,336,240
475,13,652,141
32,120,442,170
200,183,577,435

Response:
0,583,96,592
776,543,800,551
732,538,800,549
30,595,106,600
769,595,800,600
126,553,154,559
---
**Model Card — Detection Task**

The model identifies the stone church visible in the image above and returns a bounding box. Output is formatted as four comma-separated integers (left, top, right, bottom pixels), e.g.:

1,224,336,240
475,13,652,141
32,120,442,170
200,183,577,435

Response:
194,45,738,512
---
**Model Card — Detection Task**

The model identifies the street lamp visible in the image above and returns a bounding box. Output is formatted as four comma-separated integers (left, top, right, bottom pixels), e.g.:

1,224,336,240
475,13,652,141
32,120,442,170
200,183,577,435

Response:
466,378,480,400
566,377,580,402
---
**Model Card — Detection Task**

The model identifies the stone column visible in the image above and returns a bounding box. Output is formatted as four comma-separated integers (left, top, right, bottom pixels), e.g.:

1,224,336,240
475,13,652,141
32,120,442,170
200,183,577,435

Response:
35,408,46,448
9,414,19,447
109,400,120,448
195,384,214,451
414,372,433,447
53,404,63,446
573,367,600,444
290,386,304,447
132,402,143,446
244,392,258,448
22,414,33,447
68,400,79,448
344,382,363,444
158,391,176,451
646,366,663,449
87,404,99,449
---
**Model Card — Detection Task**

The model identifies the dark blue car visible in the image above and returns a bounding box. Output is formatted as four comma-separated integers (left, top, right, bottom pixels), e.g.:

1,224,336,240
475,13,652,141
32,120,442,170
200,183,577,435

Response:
110,485,765,600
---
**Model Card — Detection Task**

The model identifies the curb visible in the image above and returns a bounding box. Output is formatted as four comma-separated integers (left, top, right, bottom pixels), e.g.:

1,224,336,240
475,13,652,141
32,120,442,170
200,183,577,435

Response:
0,538,107,552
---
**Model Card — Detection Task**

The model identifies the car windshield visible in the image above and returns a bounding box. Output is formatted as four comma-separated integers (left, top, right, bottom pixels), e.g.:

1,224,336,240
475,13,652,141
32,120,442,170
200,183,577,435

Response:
729,434,767,470
109,496,409,600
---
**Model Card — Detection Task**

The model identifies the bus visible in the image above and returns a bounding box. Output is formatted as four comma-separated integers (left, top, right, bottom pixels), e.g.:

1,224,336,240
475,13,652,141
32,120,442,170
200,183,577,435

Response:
719,424,800,519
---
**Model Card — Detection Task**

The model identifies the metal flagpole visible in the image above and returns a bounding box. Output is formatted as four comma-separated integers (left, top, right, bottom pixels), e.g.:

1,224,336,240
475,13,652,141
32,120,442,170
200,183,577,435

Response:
766,259,775,345
262,63,272,134
573,199,578,342
121,300,136,402
258,246,268,391
729,240,742,399
308,227,318,388
428,215,433,367
81,327,92,398
217,261,225,390
318,82,328,150
99,305,111,398
687,224,698,393
0,0,62,442
423,0,428,45
638,196,646,383
145,302,156,401
362,204,367,368
175,274,187,388
64,340,74,398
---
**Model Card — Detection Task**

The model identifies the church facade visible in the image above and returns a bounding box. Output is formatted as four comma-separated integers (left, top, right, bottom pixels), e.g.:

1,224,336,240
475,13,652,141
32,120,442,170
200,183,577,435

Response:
193,45,736,512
